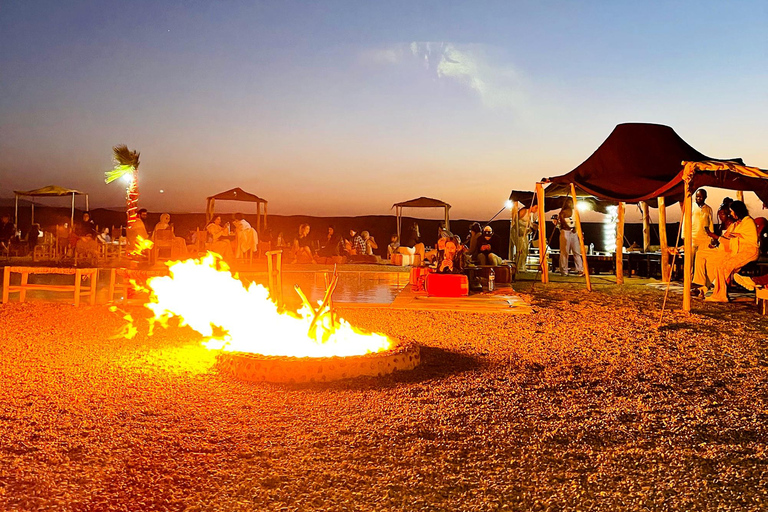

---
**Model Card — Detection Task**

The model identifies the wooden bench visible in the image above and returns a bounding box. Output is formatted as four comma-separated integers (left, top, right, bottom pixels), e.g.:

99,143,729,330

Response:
2,266,97,306
755,288,768,315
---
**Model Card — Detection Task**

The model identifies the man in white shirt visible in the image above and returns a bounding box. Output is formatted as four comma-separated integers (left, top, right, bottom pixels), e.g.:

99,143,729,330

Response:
685,188,714,262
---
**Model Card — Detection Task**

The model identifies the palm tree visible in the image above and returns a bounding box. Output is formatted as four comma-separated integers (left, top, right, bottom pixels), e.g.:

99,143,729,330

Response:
105,145,141,228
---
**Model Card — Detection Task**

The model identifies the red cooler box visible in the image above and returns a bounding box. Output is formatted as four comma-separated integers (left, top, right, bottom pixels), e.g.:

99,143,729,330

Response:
425,273,469,297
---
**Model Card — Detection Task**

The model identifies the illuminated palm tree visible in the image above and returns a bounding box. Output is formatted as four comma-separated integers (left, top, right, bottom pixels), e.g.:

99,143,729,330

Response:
105,145,141,228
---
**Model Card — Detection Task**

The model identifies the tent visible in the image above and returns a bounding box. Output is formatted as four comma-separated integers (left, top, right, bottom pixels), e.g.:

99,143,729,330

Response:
206,187,268,233
392,197,451,244
543,123,754,204
14,185,89,228
541,123,768,310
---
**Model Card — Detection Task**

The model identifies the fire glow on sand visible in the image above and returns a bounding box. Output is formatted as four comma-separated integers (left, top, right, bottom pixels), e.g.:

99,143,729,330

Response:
127,253,419,382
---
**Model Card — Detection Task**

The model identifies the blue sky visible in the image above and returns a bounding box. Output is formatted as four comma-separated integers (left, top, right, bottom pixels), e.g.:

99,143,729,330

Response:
1,0,766,219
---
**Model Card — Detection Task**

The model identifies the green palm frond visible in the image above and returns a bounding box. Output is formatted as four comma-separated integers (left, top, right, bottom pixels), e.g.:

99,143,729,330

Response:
105,144,140,184
105,165,135,184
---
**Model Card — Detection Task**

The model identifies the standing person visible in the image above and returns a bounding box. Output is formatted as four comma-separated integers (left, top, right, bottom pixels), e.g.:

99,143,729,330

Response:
684,188,714,263
476,226,503,266
515,204,539,272
555,198,584,276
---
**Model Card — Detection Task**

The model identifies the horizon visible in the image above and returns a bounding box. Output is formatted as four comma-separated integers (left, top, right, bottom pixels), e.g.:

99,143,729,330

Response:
1,1,766,221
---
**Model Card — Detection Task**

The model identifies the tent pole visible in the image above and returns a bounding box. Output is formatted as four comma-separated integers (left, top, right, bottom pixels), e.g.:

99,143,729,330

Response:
86,194,89,212
264,202,268,231
70,193,75,228
570,183,592,291
256,203,261,235
683,188,693,312
14,194,18,227
616,202,625,284
397,207,401,245
535,183,548,284
737,191,744,202
445,207,449,235
31,201,35,225
658,196,669,282
641,201,651,252
509,201,518,261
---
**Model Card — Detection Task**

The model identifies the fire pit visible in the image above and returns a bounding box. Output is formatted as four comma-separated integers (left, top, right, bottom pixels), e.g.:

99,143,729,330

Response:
217,342,420,383
136,255,420,382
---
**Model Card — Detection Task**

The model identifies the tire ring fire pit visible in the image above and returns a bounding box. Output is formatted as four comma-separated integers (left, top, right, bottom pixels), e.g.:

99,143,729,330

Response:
216,342,420,384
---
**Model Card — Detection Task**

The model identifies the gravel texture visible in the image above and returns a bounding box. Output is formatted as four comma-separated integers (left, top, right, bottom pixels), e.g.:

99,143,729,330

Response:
1,283,767,511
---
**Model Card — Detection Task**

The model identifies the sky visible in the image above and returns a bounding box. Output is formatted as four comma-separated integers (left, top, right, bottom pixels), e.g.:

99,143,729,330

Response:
1,0,766,221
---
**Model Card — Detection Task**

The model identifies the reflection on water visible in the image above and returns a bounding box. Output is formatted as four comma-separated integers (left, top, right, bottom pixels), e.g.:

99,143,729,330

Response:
242,271,407,307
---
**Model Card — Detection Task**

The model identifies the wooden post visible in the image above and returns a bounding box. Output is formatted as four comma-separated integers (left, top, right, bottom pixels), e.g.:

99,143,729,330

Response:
256,203,261,236
616,202,625,285
509,201,518,261
641,201,651,252
535,183,548,284
263,202,268,230
89,270,96,306
266,250,283,307
3,266,11,303
74,269,82,307
683,188,693,312
658,196,669,282
737,190,744,202
570,184,592,291
19,271,29,303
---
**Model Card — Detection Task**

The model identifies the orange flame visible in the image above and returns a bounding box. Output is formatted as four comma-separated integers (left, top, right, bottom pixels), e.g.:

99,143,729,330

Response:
143,254,392,358
130,235,154,257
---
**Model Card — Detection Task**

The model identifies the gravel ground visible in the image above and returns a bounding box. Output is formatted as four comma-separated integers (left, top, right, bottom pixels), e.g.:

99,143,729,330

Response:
1,283,767,511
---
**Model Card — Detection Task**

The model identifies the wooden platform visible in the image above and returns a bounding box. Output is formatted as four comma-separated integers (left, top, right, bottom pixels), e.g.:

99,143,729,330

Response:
387,287,532,314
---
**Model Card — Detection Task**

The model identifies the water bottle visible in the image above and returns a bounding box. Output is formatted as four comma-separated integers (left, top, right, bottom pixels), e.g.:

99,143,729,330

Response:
488,268,495,291
589,243,594,255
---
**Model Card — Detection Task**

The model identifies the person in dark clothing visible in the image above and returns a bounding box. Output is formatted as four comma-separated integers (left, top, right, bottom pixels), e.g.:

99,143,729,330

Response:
476,225,503,266
404,222,420,247
0,214,15,251
317,225,343,258
28,223,41,251
76,212,98,238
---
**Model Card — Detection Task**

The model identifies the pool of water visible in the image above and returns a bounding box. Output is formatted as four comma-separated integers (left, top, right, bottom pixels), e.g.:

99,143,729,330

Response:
243,271,408,307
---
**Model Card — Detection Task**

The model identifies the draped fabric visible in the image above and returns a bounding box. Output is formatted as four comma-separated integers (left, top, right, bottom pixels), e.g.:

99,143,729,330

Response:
545,123,761,206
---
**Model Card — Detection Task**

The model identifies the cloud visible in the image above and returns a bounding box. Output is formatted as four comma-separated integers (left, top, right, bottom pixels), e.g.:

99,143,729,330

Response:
365,42,525,110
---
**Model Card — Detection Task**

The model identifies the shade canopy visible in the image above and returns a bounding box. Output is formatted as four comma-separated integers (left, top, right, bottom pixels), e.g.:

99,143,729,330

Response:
14,185,86,197
509,189,615,214
205,187,268,231
392,196,451,243
13,185,89,227
544,123,752,205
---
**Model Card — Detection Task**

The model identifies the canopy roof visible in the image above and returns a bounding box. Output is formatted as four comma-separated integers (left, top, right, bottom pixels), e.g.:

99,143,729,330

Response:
392,197,451,209
207,187,267,203
545,123,752,205
15,185,86,197
509,189,615,214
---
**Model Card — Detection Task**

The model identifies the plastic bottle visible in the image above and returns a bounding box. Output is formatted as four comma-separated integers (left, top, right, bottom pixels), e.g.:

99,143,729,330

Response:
488,268,495,291
589,243,594,255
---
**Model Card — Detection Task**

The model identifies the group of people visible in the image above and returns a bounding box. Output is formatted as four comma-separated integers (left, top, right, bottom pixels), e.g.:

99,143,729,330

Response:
290,225,378,264
688,189,762,302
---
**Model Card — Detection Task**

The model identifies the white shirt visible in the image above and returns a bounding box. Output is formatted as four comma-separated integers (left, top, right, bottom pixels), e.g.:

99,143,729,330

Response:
685,203,714,244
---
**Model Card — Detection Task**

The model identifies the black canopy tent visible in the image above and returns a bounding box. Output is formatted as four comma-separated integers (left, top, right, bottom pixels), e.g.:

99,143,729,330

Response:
541,123,768,311
14,185,89,229
205,187,268,233
392,197,451,244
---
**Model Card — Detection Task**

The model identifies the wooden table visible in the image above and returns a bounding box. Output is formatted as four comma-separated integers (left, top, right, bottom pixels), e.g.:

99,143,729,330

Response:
2,266,97,306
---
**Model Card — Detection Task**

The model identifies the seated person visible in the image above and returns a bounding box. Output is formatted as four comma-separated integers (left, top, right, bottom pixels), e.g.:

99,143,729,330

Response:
154,213,189,259
0,214,14,251
232,213,258,258
97,227,112,244
205,215,234,260
362,231,378,257
317,226,344,261
438,235,466,274
291,223,315,264
476,226,503,266
464,222,482,265
346,229,368,262
387,234,400,259
28,223,41,251
694,200,759,302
